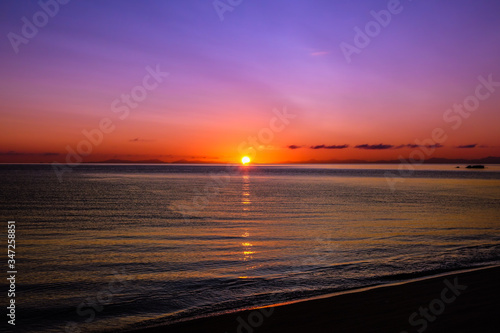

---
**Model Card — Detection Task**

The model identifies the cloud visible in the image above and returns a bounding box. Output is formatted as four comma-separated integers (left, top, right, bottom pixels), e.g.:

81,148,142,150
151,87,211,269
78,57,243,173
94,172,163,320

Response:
395,144,444,149
0,151,22,156
288,143,445,151
396,144,418,149
456,144,477,148
355,144,394,150
121,153,219,160
0,151,60,156
310,51,329,56
310,144,349,150
129,138,155,142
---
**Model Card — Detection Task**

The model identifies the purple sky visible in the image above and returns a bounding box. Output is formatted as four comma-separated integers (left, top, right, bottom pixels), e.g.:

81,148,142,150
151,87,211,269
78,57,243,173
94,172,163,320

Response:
1,0,499,163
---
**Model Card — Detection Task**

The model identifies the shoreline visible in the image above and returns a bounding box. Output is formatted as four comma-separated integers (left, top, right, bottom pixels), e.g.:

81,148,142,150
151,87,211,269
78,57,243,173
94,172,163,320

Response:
126,265,500,333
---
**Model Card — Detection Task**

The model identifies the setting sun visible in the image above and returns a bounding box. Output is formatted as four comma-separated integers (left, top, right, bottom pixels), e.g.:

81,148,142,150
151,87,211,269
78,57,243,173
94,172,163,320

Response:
241,156,251,165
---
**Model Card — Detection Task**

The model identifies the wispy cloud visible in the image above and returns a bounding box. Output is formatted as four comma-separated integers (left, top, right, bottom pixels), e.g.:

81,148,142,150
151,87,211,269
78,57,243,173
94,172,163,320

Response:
355,144,394,150
310,144,349,150
310,51,329,56
129,138,155,143
288,143,445,151
394,144,444,149
425,143,443,149
456,144,477,149
0,151,60,156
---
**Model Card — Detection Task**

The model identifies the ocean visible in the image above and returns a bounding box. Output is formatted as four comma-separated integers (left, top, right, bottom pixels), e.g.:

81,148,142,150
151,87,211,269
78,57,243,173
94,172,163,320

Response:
1,164,499,332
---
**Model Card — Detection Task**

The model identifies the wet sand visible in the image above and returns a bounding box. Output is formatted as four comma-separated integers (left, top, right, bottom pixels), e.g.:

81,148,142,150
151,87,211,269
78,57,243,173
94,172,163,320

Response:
129,265,500,333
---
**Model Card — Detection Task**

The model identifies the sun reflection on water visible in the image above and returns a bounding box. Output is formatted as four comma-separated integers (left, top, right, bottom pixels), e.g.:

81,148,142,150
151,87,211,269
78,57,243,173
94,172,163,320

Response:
241,173,251,211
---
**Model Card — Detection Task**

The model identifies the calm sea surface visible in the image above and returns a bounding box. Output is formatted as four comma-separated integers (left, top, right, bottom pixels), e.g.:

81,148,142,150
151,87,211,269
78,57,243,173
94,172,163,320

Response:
1,164,499,332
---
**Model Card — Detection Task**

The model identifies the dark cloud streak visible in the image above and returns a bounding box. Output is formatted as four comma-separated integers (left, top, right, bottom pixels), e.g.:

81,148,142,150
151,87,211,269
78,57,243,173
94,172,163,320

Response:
456,144,477,148
355,144,394,150
287,143,446,150
310,144,349,150
0,151,60,156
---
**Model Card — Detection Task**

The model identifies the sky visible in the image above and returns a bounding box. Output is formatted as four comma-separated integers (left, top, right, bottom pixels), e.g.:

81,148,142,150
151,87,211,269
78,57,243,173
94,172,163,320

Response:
1,0,499,164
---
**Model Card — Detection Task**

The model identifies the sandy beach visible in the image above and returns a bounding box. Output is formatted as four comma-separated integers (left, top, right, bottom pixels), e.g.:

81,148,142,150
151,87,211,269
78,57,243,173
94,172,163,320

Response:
128,265,500,333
